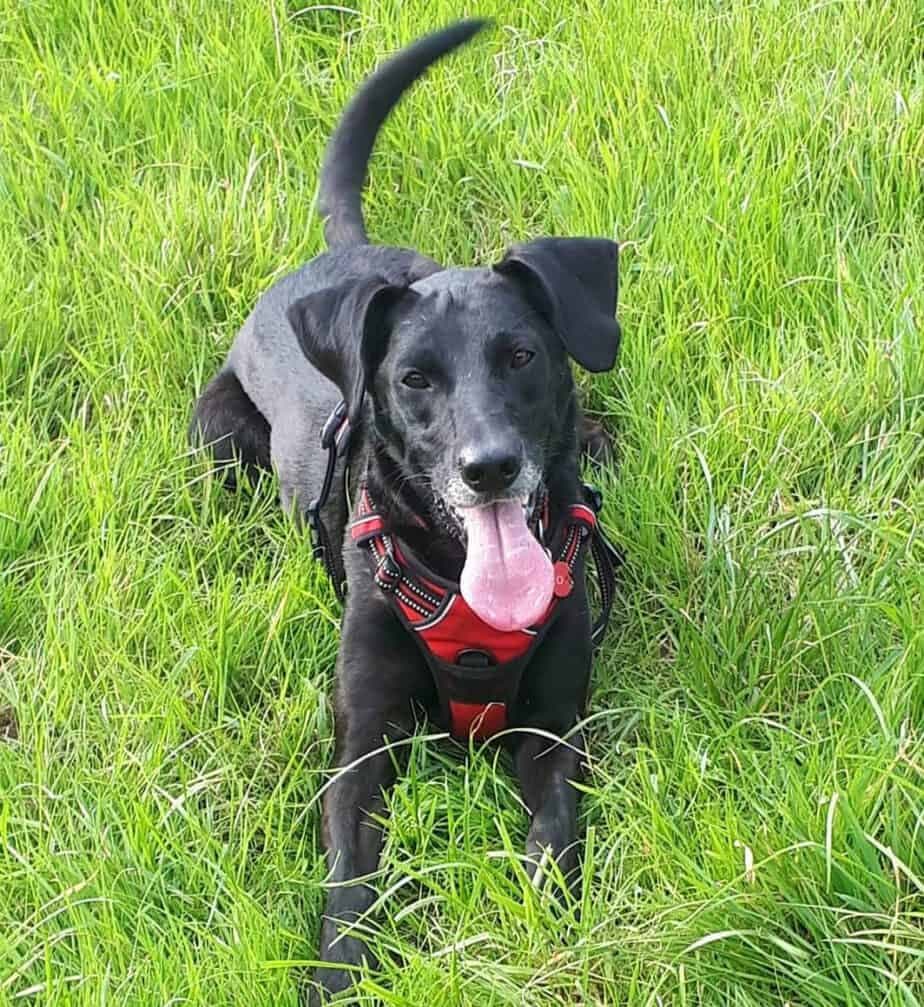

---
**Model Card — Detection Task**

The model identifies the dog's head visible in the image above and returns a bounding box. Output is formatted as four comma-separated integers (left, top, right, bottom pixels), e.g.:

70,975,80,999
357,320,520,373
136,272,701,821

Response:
289,237,620,508
288,237,621,628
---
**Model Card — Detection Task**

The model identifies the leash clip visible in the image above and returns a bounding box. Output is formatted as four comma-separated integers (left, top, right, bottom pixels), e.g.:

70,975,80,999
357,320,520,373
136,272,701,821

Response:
320,400,348,450
305,500,325,562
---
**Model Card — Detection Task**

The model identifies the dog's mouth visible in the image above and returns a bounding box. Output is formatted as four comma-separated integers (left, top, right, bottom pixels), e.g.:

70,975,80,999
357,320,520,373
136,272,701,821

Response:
451,494,554,632
435,493,533,537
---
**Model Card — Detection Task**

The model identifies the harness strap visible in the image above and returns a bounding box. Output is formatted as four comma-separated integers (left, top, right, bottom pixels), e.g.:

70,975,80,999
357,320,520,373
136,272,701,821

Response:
308,399,623,650
305,401,351,602
589,511,623,648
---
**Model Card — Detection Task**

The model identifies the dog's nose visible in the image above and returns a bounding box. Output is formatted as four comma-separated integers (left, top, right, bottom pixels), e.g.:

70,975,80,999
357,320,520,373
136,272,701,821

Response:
459,445,522,494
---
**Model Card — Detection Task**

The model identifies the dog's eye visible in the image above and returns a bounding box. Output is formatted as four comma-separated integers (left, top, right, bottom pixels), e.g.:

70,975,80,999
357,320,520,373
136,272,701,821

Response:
511,349,535,370
402,370,431,389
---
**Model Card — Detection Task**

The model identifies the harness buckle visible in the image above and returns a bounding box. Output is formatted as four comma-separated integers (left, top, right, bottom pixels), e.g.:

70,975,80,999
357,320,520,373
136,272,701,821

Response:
305,499,325,562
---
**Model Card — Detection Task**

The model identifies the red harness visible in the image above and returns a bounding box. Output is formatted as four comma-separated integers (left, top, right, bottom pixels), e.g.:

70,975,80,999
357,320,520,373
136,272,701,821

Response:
350,487,599,740
304,400,621,743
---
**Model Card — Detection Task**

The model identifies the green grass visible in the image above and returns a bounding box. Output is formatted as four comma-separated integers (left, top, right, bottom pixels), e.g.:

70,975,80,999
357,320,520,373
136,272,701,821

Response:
1,0,923,1003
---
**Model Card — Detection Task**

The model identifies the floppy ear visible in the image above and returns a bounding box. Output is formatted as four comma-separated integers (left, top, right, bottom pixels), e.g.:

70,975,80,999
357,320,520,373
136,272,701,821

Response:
493,237,621,372
287,276,406,425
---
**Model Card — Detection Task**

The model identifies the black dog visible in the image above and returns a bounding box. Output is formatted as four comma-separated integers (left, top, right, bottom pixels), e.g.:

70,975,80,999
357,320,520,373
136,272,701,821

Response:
190,19,621,1003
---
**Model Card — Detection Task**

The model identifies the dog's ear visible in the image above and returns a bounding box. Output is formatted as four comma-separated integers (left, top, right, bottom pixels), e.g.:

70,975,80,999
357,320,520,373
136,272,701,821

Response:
287,277,407,425
494,237,621,372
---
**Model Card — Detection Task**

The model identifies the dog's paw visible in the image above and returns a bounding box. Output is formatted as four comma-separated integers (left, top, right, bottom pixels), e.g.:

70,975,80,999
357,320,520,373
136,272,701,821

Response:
524,816,582,902
303,930,375,1005
525,842,579,889
304,967,352,1007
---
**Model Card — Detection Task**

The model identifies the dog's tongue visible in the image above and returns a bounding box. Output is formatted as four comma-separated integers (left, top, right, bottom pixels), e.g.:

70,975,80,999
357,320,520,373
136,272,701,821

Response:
460,501,554,632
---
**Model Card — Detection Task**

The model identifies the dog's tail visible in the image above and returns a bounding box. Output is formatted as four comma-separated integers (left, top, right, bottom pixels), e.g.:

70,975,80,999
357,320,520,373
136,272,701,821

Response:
318,19,490,249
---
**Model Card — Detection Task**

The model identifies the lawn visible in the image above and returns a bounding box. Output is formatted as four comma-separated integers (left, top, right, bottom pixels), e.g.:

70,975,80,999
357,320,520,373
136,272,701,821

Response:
1,0,923,1003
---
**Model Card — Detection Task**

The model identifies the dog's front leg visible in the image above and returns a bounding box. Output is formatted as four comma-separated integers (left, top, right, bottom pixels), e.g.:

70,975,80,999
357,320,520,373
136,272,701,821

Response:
514,731,586,886
309,602,430,1005
510,595,592,888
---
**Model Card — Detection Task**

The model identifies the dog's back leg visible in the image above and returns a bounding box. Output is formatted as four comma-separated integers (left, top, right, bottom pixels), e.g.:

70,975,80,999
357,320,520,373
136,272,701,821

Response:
189,367,271,488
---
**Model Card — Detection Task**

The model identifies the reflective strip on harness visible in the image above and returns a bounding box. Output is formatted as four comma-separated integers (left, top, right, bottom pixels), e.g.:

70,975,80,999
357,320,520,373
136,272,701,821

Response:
349,514,386,542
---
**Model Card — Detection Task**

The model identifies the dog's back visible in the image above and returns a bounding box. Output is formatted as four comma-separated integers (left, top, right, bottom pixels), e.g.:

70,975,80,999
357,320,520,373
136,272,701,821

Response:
189,21,488,503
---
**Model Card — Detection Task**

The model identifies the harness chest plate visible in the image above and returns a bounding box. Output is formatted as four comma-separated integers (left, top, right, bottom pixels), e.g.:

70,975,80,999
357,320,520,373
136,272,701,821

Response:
351,490,598,740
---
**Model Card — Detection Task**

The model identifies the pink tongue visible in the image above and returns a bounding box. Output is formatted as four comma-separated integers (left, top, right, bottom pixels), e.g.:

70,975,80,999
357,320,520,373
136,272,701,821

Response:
460,501,554,632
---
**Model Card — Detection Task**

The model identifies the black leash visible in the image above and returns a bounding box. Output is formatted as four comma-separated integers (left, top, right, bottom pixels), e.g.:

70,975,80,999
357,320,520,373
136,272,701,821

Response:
582,484,623,649
306,400,623,641
305,400,351,603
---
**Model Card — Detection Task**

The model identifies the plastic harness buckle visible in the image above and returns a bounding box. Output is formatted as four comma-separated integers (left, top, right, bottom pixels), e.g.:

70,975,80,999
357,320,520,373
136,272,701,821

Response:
306,499,325,563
